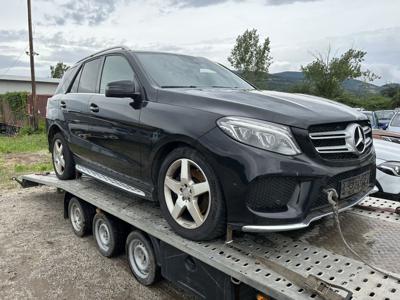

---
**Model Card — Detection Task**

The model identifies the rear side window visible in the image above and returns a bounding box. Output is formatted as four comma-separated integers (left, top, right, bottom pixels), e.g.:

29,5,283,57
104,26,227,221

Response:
69,67,82,93
78,58,102,93
100,56,134,94
54,66,76,94
391,114,400,127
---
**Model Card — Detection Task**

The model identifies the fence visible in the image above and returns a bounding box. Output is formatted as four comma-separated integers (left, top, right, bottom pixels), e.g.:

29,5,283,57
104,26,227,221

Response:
0,94,51,131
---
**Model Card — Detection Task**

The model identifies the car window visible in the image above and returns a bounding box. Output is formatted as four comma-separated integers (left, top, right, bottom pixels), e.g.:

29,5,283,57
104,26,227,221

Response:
69,67,83,93
363,112,373,123
55,66,76,94
135,52,253,89
78,58,102,93
391,114,400,127
100,56,134,94
376,110,395,120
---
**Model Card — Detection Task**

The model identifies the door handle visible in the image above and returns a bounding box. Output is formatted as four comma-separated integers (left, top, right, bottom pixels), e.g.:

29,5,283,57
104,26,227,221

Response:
90,103,99,113
60,101,66,109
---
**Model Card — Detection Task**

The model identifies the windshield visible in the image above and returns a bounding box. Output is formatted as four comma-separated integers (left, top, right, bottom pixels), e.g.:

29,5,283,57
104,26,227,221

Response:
376,110,395,120
391,113,400,127
135,52,253,89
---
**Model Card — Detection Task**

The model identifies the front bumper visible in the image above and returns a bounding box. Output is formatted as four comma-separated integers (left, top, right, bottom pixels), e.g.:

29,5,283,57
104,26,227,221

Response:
242,186,377,232
198,127,377,230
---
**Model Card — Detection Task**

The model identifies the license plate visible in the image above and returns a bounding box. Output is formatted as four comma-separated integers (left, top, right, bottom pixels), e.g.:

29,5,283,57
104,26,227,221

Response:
340,171,370,199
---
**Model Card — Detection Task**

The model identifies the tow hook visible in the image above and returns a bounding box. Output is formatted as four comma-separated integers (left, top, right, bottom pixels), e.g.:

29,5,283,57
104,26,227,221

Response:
324,188,339,206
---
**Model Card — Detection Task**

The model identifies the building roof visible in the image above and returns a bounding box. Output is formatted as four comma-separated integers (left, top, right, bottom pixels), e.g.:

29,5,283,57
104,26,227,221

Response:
0,75,60,84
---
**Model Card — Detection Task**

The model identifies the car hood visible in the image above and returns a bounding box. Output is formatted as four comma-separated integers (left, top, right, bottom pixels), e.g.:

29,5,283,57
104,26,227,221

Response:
374,139,400,162
160,88,367,129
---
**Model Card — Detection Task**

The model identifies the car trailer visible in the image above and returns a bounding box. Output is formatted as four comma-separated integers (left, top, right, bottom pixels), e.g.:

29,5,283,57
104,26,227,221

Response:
17,173,400,300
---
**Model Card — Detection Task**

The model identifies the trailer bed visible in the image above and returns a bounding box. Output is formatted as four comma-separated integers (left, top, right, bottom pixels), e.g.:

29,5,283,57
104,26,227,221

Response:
20,173,400,300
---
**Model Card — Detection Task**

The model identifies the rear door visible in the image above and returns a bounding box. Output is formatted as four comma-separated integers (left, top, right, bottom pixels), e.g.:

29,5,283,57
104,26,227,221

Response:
84,54,143,182
61,57,103,161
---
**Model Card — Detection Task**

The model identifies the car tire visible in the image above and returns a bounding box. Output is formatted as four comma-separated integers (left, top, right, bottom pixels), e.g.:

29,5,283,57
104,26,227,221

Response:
68,197,94,237
51,132,75,180
126,231,161,286
158,147,226,241
93,212,124,257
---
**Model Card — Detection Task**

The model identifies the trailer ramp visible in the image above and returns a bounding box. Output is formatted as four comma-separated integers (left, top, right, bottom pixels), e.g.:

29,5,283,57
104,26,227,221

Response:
20,174,400,300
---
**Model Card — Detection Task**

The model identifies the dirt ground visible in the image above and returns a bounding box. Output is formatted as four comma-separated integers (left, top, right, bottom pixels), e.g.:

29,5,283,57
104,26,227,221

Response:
0,186,189,300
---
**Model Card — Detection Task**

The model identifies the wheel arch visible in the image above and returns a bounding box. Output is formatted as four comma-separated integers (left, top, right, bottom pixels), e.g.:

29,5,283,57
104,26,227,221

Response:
47,124,63,151
150,137,200,185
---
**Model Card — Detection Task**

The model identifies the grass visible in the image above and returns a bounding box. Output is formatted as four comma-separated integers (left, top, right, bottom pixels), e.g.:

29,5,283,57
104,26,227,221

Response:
14,162,53,173
0,132,52,190
0,133,48,154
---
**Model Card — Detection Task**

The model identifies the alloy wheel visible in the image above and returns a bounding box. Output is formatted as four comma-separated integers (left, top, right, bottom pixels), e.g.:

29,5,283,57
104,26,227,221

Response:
163,158,211,229
53,139,65,175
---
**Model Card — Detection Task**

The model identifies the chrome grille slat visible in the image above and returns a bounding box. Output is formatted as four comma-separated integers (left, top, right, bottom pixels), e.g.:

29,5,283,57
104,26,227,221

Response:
309,122,373,159
309,130,349,140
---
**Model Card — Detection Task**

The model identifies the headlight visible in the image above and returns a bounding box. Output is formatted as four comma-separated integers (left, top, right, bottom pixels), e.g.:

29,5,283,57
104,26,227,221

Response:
377,161,400,176
217,116,301,155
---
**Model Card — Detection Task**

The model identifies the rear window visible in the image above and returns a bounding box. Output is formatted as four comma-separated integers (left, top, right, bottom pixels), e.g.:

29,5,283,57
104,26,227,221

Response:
54,66,77,94
78,58,102,93
391,113,400,127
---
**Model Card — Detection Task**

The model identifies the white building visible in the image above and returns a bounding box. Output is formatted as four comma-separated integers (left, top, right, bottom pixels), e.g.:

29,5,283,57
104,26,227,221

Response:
0,75,60,95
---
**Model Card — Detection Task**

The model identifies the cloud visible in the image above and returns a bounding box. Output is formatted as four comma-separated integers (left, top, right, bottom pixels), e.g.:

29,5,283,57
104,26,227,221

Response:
266,0,321,5
0,54,29,70
170,0,230,8
0,30,27,42
44,0,117,26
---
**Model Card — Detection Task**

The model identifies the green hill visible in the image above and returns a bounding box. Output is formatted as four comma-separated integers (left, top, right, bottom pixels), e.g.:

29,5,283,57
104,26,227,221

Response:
266,71,382,95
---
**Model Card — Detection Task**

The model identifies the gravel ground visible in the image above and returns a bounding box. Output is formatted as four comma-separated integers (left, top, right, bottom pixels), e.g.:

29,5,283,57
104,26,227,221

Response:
0,186,189,300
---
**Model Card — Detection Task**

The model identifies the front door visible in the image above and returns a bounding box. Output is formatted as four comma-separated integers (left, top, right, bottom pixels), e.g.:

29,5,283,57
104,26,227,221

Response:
84,55,143,182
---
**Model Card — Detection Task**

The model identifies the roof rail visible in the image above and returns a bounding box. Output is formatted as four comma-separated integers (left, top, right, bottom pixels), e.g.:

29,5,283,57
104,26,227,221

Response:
76,45,130,64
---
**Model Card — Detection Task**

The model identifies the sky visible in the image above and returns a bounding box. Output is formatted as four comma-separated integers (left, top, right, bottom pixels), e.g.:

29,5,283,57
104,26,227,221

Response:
0,0,399,85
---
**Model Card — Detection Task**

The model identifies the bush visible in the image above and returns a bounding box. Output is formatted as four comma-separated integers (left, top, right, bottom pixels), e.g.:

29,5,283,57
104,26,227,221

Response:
334,93,393,110
0,92,28,117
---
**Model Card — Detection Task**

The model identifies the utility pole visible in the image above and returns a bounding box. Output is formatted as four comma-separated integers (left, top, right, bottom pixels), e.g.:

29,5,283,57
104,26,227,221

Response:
27,0,38,131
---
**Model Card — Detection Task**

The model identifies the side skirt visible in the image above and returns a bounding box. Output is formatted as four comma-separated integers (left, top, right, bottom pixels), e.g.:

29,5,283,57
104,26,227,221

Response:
76,164,146,197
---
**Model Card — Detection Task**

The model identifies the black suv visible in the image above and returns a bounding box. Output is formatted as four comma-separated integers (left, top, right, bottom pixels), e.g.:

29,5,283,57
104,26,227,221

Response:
46,46,376,240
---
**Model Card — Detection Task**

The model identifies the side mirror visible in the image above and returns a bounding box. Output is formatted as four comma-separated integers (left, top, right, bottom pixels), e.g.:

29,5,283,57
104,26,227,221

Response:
105,80,140,99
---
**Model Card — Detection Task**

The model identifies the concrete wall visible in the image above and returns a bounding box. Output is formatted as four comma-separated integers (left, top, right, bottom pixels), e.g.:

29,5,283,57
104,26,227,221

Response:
0,80,58,95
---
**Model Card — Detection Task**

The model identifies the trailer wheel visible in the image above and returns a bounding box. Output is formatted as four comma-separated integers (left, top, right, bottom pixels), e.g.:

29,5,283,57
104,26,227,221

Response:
93,212,123,257
126,231,160,286
68,197,93,237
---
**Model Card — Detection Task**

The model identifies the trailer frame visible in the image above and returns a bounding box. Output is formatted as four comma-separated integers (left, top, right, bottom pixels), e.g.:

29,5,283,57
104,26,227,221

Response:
18,173,400,300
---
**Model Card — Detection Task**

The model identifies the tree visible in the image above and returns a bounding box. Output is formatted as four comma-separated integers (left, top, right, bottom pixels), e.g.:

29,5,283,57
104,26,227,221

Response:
228,29,272,88
301,47,379,99
392,90,400,108
50,62,69,78
381,83,400,98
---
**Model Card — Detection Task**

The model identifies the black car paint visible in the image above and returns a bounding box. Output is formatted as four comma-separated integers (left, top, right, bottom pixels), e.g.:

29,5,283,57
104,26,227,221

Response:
46,49,375,229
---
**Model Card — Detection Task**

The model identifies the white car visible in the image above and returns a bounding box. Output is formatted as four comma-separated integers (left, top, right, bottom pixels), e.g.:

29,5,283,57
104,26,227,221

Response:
374,139,400,201
387,111,400,133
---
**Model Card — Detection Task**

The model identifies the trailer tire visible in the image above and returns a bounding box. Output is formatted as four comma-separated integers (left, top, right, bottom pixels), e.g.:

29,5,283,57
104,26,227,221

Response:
93,212,123,257
68,197,94,237
126,231,160,286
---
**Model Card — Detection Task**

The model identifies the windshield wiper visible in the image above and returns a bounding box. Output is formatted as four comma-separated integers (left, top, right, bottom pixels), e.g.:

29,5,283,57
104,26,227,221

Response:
211,85,239,88
161,85,198,88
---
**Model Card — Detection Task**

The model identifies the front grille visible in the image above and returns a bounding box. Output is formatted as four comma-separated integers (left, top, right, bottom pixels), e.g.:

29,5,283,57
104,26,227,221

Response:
310,164,375,210
246,177,298,212
308,121,373,160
